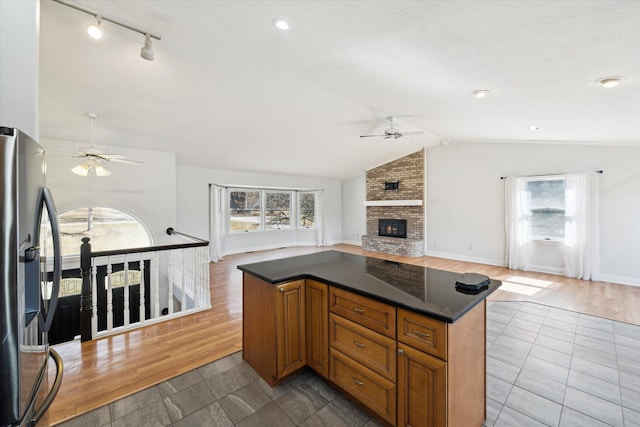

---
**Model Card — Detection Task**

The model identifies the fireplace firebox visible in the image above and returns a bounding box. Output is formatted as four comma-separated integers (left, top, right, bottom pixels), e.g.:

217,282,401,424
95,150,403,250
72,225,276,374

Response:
378,219,407,239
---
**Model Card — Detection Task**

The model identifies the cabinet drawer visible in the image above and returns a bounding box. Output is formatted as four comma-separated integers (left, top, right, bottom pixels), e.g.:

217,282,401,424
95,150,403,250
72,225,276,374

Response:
330,348,396,424
329,313,396,381
398,308,447,360
329,287,396,338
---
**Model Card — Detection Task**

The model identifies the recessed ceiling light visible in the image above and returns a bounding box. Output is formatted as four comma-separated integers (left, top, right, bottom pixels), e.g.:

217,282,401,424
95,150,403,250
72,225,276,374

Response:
472,89,491,99
528,125,540,130
272,18,289,30
599,76,625,88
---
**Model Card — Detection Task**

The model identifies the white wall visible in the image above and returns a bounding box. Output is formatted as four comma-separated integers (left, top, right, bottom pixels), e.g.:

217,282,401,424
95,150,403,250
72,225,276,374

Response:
0,0,39,137
426,141,640,285
40,139,177,246
176,166,342,256
341,173,366,245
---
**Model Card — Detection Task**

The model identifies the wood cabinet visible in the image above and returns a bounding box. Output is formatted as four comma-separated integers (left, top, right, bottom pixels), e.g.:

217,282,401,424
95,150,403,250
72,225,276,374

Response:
329,313,396,381
242,274,306,386
397,343,447,427
329,286,396,338
306,280,329,378
276,280,306,379
330,348,397,424
397,303,487,427
243,273,487,426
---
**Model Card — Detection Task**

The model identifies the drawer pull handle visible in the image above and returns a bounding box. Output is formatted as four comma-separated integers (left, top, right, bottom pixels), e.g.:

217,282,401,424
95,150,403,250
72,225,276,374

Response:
352,377,365,386
353,340,366,348
412,329,430,338
279,288,284,293
398,349,405,355
353,307,365,314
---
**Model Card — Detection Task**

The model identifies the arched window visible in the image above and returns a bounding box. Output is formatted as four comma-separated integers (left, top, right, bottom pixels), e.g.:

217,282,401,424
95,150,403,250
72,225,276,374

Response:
57,206,151,257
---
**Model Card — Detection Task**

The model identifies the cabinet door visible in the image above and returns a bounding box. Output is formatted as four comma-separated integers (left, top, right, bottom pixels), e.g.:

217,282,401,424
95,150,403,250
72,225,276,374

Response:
397,343,447,427
276,280,306,379
306,280,329,378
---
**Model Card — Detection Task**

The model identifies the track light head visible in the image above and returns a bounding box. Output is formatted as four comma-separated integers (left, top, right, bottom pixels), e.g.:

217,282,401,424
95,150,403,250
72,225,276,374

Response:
140,34,154,61
87,16,103,39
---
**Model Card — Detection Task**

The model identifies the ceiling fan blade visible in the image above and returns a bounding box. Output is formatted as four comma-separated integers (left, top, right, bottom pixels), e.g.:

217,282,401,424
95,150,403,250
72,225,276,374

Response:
47,150,85,157
360,134,385,138
108,158,144,165
399,131,425,136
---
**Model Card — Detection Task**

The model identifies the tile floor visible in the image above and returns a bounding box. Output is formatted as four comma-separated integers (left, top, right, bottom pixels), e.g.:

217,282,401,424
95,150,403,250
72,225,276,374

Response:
57,302,640,427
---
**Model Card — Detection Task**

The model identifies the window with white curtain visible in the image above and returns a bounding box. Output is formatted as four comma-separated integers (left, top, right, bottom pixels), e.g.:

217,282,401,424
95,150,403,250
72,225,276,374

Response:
505,172,599,280
527,176,565,241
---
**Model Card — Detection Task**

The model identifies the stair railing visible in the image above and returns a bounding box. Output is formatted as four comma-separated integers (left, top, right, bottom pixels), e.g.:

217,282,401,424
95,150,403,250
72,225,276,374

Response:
79,228,209,341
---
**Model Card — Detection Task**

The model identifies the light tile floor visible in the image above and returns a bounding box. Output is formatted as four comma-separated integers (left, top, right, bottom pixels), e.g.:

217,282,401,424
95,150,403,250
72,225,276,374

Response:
57,302,640,427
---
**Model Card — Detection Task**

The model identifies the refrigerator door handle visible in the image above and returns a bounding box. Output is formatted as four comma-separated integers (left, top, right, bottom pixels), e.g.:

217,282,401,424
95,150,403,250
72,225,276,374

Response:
37,187,62,333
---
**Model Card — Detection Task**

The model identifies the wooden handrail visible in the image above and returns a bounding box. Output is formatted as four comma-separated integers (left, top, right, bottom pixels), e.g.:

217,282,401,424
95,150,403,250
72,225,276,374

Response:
89,240,207,258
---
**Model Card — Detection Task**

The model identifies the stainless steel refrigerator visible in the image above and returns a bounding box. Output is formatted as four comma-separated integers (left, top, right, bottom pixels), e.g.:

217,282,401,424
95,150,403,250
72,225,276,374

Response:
1,127,63,427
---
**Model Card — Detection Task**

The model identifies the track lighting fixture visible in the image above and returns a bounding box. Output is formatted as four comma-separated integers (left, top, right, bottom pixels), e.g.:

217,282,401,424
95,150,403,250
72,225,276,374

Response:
53,0,161,61
87,16,103,39
140,34,154,61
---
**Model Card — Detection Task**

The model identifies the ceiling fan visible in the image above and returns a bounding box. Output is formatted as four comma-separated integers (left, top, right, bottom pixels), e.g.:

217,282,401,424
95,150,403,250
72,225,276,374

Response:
58,113,143,177
359,117,424,141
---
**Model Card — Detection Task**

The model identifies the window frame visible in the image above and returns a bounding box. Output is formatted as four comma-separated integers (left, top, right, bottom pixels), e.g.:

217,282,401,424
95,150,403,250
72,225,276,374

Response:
227,188,263,233
55,205,152,258
298,191,316,229
526,175,566,243
264,190,293,231
226,187,318,234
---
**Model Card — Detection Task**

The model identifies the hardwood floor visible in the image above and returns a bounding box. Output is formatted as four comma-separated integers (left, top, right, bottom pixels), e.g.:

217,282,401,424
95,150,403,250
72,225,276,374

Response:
39,244,640,425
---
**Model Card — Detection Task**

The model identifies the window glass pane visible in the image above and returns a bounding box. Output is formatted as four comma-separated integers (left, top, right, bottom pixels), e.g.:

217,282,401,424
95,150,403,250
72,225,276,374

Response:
299,192,315,228
56,207,151,256
265,192,291,230
229,191,261,232
527,178,565,239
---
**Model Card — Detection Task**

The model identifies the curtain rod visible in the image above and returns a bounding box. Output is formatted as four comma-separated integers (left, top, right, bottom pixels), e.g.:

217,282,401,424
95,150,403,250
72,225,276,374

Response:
209,183,324,192
500,170,603,180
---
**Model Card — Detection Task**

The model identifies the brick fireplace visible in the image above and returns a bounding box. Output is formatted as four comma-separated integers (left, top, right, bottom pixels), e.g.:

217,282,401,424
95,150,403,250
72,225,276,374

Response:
362,149,425,257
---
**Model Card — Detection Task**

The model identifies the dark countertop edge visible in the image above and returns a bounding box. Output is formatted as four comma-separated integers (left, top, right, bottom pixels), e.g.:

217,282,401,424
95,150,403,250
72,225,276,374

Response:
237,267,500,323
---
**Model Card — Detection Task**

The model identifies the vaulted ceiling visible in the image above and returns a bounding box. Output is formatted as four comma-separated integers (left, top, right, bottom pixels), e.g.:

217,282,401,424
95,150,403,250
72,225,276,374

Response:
39,1,640,179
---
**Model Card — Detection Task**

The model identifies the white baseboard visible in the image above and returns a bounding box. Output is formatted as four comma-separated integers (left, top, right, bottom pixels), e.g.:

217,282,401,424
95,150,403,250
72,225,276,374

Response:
425,251,506,267
597,273,640,287
222,241,318,257
528,264,564,275
426,251,640,288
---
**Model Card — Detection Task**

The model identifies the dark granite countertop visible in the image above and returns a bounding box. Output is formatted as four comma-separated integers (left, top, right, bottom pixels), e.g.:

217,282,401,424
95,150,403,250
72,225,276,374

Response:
238,250,501,323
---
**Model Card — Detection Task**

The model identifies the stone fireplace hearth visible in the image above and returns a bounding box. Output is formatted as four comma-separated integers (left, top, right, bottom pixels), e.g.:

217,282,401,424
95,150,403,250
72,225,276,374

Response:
361,150,425,257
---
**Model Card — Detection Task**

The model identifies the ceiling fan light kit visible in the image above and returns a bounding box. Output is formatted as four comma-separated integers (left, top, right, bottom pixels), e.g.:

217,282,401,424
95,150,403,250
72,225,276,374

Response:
71,161,112,177
68,112,142,177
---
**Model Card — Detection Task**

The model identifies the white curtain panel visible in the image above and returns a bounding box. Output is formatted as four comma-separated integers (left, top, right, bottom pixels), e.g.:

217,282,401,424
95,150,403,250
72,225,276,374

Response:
505,176,531,270
208,185,224,262
316,190,332,247
563,172,600,280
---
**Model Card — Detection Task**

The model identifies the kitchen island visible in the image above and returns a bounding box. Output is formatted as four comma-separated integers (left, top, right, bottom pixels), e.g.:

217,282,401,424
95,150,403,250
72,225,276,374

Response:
238,250,500,427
